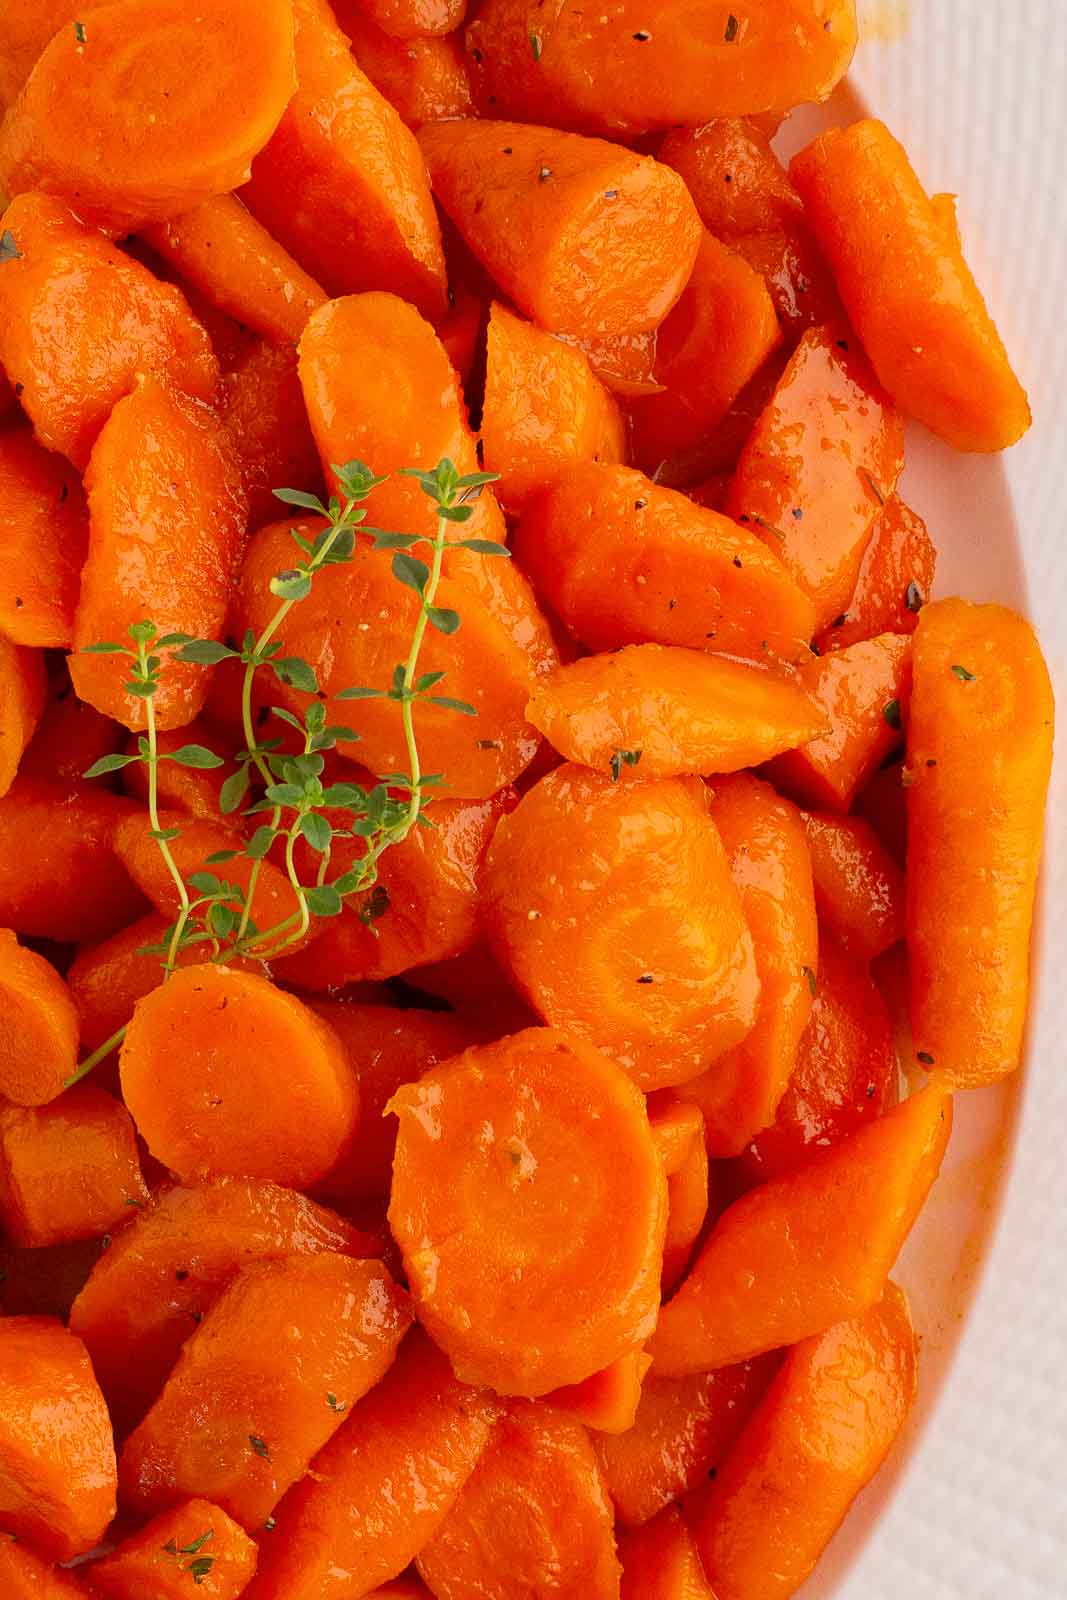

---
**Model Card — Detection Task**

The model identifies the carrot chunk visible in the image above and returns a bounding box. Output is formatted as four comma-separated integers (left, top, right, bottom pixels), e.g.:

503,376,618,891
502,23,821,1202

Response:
0,929,80,1105
545,1349,652,1435
791,119,1031,451
0,0,297,233
801,810,905,960
243,0,447,317
243,1330,500,1600
619,1505,716,1599
695,1287,917,1600
528,644,827,780
906,599,1054,1085
0,1537,90,1600
647,1095,705,1177
389,1027,665,1393
0,0,77,112
68,913,222,1059
91,1498,258,1600
513,464,817,664
0,1315,116,1560
20,665,124,787
334,0,466,39
485,770,759,1090
0,637,45,798
662,1131,710,1296
339,13,472,127
816,496,936,652
0,426,88,646
416,1403,621,1598
216,331,324,535
419,119,701,336
120,966,360,1188
649,1084,951,1375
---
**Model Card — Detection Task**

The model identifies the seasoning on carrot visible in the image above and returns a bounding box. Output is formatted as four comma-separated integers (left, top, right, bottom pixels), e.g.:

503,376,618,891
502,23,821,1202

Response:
338,13,473,128
816,495,936,652
91,1497,258,1600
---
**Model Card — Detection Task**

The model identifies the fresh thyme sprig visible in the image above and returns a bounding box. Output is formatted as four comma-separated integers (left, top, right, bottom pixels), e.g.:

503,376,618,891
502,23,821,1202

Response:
67,457,506,1084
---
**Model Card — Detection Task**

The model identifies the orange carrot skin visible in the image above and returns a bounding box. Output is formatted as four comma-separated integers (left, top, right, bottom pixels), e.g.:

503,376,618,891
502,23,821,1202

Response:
907,599,1054,1085
0,194,218,470
0,1315,116,1560
0,929,80,1106
242,1330,501,1600
735,935,896,1187
0,0,297,233
217,332,324,534
545,1349,652,1435
619,1505,716,1599
595,1357,780,1528
0,1084,148,1247
766,633,912,812
243,0,447,317
389,1027,667,1394
816,496,936,652
627,231,783,471
91,1497,258,1600
695,1287,917,1600
20,667,124,787
121,1253,411,1528
791,119,1031,452
416,1402,621,1599
0,1536,90,1599
0,637,45,797
485,770,759,1091
726,325,905,633
339,10,473,125
0,779,146,944
649,1084,951,1376
419,119,702,337
801,810,905,960
513,464,817,664
527,644,827,780
141,196,327,347
482,301,627,512
678,773,817,1158
0,425,88,646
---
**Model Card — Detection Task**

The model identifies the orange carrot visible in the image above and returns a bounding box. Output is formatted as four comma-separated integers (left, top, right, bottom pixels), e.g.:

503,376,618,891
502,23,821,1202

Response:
485,770,759,1091
513,464,817,664
243,0,447,317
0,425,88,646
907,599,1054,1085
619,1506,716,1599
0,1084,147,1246
855,757,907,866
91,1498,258,1600
242,1330,501,1600
141,197,326,347
0,1536,90,1600
0,0,297,232
20,664,125,787
481,301,626,512
695,1286,917,1600
649,1084,951,1375
662,1130,710,1296
0,0,76,111
419,119,701,336
791,119,1031,451
527,643,827,780
339,12,472,127
801,809,905,960
557,326,662,396
545,1349,652,1435
677,773,817,1157
725,325,905,633
217,332,324,534
647,1095,705,1177
416,1403,621,1598
0,636,45,797
816,496,936,652
390,1027,666,1393
0,1315,116,1560
120,719,233,821
69,1177,379,1434
120,966,361,1188
766,633,912,812
334,0,466,39
0,925,83,1107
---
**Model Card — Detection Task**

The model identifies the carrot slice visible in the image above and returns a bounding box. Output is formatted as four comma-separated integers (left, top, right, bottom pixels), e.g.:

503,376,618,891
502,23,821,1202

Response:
0,1537,89,1600
676,773,817,1157
545,1349,652,1435
0,0,297,232
791,119,1031,451
816,496,936,652
907,599,1054,1086
801,810,905,960
0,1084,147,1246
416,1403,621,1598
485,770,759,1091
20,665,124,787
649,1083,951,1376
527,643,827,780
735,935,896,1188
91,1498,258,1600
339,12,472,127
0,636,45,798
0,929,80,1106
120,967,360,1188
121,1253,411,1528
594,1357,780,1528
389,1026,665,1393
726,325,905,634
0,426,88,646
647,1095,705,1177
69,1177,379,1434
0,779,146,944
243,1329,501,1600
217,331,324,535
513,464,817,664
482,301,626,512
695,1286,917,1600
619,1505,716,1599
419,119,701,336
0,1315,116,1560
766,633,912,812
243,0,447,317
662,1132,710,1297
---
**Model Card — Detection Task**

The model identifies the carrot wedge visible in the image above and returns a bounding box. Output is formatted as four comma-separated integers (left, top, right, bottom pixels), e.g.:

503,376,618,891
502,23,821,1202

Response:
620,1506,716,1599
546,1350,652,1435
91,1498,258,1600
